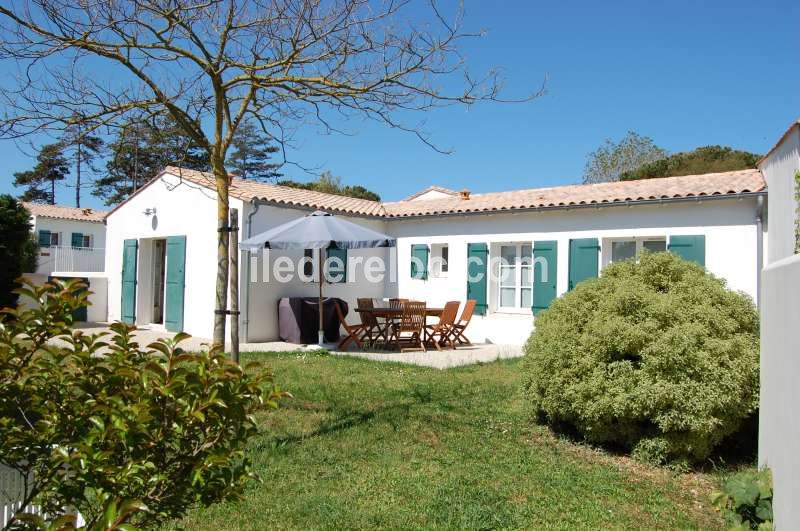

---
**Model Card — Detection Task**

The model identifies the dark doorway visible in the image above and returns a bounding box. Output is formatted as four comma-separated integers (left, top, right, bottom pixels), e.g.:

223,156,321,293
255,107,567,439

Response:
152,239,167,324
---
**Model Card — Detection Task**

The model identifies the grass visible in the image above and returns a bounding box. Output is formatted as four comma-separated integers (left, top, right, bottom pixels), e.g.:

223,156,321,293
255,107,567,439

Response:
171,352,725,530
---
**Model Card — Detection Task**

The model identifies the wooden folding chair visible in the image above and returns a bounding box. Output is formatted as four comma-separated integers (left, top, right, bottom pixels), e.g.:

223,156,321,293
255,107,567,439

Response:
448,299,476,346
424,300,460,351
357,298,384,348
388,298,408,310
334,302,366,351
389,300,426,352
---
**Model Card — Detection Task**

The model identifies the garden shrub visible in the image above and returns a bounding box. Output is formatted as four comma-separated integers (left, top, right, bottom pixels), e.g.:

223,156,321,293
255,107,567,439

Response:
0,279,287,529
0,195,38,308
711,468,773,530
522,252,759,464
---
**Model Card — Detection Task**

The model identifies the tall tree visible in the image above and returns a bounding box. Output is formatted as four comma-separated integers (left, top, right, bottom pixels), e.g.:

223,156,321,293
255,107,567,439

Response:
61,121,104,207
0,1,536,349
583,131,667,184
95,116,210,205
0,196,38,308
619,145,761,181
13,143,70,204
226,120,282,181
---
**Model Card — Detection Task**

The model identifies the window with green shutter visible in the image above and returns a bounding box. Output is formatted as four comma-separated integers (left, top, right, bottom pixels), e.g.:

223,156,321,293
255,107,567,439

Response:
668,235,705,266
71,232,84,248
326,246,347,283
38,230,51,248
410,244,429,280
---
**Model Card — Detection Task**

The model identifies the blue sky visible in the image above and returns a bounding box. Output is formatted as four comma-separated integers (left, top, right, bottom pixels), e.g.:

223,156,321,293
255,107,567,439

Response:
1,0,798,208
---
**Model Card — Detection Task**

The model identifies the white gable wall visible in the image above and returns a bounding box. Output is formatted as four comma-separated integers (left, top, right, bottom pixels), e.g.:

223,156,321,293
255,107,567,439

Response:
758,125,800,264
105,173,245,339
409,189,456,201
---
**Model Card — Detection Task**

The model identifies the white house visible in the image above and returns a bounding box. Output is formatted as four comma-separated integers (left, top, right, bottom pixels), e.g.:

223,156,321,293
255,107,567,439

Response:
104,163,765,345
25,202,107,275
23,202,108,322
757,119,800,527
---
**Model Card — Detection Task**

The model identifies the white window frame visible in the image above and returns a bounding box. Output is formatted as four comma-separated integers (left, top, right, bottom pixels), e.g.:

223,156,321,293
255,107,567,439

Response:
607,236,667,264
496,243,533,314
81,234,93,249
430,243,449,278
50,232,61,247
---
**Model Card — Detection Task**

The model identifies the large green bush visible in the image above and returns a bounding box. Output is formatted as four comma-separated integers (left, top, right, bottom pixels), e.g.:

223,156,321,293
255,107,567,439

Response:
0,280,287,529
522,252,759,464
0,195,38,308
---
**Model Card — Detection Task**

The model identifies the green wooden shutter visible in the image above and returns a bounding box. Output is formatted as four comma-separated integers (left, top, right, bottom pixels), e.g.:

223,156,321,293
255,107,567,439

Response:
165,236,187,332
38,230,51,248
532,240,558,315
568,238,599,290
71,232,84,248
121,239,138,324
668,235,705,266
466,243,488,315
326,246,347,283
410,244,429,280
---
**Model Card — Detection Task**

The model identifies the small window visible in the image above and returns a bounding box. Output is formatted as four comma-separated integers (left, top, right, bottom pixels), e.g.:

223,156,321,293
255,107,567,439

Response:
431,244,449,277
82,235,92,248
50,232,60,247
610,237,667,263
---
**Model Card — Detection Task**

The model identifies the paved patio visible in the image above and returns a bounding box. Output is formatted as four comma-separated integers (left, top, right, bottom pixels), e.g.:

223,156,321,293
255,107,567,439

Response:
65,323,523,369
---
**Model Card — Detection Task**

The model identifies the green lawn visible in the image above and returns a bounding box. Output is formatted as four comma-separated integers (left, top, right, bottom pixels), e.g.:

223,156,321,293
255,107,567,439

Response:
171,352,724,530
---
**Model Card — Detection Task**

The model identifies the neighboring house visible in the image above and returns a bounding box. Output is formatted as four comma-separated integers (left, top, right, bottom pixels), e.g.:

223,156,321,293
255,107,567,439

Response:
758,120,800,528
24,202,107,275
104,163,765,344
23,202,108,322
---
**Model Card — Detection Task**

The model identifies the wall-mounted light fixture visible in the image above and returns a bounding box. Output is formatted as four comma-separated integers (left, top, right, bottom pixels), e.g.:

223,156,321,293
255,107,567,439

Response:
143,207,157,216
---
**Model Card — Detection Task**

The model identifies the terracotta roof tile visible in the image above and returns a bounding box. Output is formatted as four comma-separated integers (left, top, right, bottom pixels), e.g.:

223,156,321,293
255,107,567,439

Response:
163,167,765,219
167,167,385,217
24,202,107,223
381,169,765,217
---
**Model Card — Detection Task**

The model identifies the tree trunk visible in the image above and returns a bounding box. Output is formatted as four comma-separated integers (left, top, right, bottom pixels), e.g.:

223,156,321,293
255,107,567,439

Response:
75,141,82,208
212,158,230,348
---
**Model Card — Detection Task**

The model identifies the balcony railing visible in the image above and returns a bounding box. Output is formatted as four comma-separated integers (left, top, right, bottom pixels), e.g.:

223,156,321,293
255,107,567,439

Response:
37,246,105,274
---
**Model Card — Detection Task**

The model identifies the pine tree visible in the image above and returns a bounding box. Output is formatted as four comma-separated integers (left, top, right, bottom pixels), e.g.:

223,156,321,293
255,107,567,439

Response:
94,116,209,205
61,121,104,207
13,143,70,204
225,120,282,181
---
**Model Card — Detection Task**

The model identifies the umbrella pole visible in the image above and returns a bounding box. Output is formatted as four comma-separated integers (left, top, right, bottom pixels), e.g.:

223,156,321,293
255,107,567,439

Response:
318,250,324,346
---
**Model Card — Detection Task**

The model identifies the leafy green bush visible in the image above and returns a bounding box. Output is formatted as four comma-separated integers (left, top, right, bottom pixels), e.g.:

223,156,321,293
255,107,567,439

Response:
522,252,759,463
711,468,773,530
0,279,286,529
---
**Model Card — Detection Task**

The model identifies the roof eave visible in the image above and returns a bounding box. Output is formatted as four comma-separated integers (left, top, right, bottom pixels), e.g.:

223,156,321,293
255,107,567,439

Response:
383,190,767,220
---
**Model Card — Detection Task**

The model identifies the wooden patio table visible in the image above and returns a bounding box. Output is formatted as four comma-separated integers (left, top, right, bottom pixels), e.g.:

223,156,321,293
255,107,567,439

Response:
354,306,443,350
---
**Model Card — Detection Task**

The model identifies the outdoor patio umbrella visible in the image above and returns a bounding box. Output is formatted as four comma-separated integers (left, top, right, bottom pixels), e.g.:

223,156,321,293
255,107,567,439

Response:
240,210,396,345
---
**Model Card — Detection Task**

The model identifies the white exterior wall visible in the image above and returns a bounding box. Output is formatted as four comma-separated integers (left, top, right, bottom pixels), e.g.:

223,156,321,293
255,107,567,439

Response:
390,198,762,345
32,217,106,275
243,203,394,342
759,125,800,264
758,124,800,529
759,254,800,528
105,173,245,339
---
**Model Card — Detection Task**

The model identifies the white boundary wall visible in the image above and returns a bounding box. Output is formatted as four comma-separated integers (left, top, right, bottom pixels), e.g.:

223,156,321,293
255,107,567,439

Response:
759,254,800,528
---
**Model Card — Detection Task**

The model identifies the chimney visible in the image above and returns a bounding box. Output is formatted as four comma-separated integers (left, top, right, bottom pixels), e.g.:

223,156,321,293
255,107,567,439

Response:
459,189,471,200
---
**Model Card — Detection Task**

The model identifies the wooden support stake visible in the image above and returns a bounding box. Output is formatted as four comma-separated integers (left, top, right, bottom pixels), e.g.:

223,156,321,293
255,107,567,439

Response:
230,208,240,363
